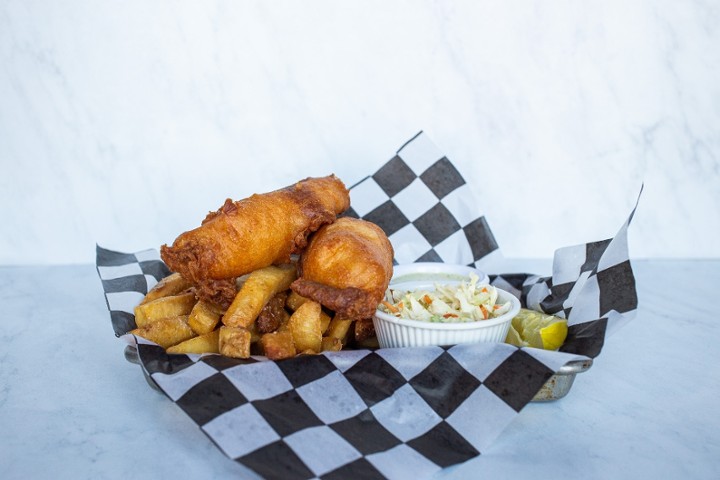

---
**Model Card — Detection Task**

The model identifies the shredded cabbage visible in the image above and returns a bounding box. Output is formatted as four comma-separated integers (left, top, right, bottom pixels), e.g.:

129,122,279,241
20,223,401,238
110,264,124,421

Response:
379,274,512,323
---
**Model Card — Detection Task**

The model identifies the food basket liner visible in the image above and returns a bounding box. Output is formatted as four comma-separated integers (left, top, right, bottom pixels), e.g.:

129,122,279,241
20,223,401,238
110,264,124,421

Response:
96,131,639,479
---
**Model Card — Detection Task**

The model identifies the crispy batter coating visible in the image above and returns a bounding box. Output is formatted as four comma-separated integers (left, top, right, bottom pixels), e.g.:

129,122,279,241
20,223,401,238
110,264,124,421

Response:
194,277,237,311
160,175,350,283
291,217,394,319
256,292,289,333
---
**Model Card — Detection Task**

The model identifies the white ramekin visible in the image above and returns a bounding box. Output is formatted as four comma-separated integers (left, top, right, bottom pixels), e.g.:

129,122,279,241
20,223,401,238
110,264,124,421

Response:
373,264,520,348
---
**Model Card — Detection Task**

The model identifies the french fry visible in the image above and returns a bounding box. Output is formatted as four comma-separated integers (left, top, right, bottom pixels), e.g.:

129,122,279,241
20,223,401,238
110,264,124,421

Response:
288,301,322,353
140,272,193,305
285,291,309,311
259,331,296,360
130,315,195,349
320,313,331,335
132,263,372,358
218,326,252,358
246,321,262,343
285,291,331,333
223,264,297,328
325,314,353,343
188,300,223,335
134,291,197,328
166,329,220,354
321,336,343,352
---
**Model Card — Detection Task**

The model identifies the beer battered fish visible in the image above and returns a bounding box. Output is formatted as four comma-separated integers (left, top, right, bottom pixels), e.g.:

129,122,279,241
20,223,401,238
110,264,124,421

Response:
160,175,350,286
291,217,394,319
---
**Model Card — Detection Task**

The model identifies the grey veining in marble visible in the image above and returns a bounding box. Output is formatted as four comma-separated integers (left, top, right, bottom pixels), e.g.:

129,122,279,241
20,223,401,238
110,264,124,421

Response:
1,260,718,479
1,1,719,265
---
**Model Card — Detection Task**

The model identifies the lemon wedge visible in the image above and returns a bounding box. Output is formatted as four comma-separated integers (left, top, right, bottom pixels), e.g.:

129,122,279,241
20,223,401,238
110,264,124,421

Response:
505,308,568,350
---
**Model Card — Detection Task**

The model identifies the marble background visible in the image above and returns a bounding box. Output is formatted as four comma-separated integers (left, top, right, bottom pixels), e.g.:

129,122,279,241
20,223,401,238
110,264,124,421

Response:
1,1,718,265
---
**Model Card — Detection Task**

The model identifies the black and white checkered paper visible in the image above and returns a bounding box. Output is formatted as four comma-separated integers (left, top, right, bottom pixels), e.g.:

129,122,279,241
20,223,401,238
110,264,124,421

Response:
344,132,502,270
97,132,639,479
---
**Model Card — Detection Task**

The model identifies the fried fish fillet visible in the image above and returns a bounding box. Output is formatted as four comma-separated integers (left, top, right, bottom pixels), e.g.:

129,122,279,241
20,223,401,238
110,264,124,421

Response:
290,217,394,320
160,175,350,284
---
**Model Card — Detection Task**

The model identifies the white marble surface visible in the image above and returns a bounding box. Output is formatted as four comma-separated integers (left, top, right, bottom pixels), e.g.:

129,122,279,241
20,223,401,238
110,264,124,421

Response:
1,259,718,479
1,1,719,265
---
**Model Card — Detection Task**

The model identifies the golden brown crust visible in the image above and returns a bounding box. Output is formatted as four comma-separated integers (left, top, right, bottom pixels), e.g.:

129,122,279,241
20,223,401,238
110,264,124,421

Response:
160,175,350,283
290,279,377,319
290,217,394,319
256,292,289,333
194,277,237,311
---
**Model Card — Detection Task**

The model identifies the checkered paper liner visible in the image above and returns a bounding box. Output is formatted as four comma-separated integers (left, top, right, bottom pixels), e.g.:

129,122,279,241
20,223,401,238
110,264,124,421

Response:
96,132,639,479
343,132,502,270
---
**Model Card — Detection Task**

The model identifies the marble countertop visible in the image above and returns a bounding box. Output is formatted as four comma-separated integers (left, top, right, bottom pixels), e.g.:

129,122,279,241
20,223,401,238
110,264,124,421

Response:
1,259,718,480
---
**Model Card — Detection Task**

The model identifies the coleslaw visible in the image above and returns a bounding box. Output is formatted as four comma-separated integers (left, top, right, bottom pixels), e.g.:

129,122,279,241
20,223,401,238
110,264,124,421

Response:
379,274,512,323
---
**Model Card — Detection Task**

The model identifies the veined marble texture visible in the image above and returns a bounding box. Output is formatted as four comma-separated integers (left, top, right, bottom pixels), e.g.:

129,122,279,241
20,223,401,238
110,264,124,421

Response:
0,1,718,265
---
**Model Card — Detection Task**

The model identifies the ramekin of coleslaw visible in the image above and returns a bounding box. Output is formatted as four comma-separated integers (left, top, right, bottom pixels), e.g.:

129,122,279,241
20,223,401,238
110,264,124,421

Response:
373,264,521,348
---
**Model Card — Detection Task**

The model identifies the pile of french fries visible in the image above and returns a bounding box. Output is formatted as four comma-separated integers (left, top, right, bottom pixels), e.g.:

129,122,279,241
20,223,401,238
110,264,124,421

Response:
131,265,378,360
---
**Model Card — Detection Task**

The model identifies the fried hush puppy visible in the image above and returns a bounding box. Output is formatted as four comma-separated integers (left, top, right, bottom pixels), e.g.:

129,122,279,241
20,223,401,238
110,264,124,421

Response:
160,175,350,286
291,217,394,320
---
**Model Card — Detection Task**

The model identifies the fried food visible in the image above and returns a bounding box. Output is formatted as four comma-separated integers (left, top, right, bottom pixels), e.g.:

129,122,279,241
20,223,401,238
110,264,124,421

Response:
188,299,224,334
167,329,220,354
130,175,385,359
219,326,253,358
321,337,343,352
160,175,350,284
140,272,193,305
325,314,353,343
354,318,376,342
222,264,297,328
259,331,296,360
285,291,331,333
291,217,394,319
133,291,197,328
194,277,238,311
130,315,195,349
256,292,289,333
287,301,323,353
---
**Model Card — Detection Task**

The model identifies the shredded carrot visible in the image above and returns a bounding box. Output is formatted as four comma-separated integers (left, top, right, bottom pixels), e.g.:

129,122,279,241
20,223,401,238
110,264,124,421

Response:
479,305,489,320
443,313,459,319
481,287,488,293
382,301,399,313
493,305,501,310
423,294,432,305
